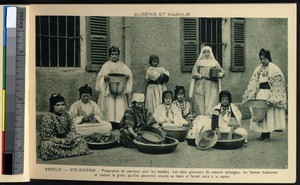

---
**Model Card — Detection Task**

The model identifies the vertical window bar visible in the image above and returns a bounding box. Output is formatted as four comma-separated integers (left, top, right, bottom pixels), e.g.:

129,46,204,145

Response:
65,16,68,67
57,17,59,67
210,19,213,45
73,17,76,67
216,19,219,61
205,19,207,43
39,17,42,66
48,16,51,67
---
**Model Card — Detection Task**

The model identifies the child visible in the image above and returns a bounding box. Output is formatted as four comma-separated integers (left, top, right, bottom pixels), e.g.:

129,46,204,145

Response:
173,85,196,125
211,90,248,141
69,84,112,136
153,90,188,127
145,54,170,114
190,90,248,142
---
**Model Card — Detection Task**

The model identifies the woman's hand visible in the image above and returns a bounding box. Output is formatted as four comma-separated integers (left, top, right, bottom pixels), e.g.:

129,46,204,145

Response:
217,71,225,78
192,74,202,80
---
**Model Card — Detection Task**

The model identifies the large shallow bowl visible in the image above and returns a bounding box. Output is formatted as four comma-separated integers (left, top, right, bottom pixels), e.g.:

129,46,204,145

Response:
213,133,245,150
162,126,189,142
87,139,119,150
138,126,166,144
133,136,179,154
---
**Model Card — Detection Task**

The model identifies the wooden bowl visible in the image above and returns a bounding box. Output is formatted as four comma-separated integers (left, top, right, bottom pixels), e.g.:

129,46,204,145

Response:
186,137,197,146
213,133,245,149
87,139,119,150
133,136,179,154
162,126,189,142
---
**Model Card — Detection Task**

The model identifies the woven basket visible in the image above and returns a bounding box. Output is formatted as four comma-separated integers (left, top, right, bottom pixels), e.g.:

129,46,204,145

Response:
138,126,165,144
133,136,179,154
249,99,268,123
108,73,127,95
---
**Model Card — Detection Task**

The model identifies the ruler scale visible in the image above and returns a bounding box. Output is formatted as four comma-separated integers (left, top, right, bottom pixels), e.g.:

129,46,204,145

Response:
4,6,17,175
14,7,25,174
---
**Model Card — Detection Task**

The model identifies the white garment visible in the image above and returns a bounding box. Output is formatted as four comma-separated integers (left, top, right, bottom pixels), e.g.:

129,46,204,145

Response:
145,66,170,113
95,60,133,123
69,100,112,136
153,104,188,126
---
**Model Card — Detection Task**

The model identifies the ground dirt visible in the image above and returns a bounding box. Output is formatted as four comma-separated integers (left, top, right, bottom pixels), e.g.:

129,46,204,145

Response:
38,119,288,169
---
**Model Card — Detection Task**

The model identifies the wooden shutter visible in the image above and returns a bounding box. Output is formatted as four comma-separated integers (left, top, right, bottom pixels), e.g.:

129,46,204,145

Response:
230,18,245,72
86,16,109,72
181,18,199,72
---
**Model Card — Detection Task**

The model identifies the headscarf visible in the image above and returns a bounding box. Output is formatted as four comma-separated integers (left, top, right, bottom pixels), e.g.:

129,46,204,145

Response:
131,93,145,104
78,84,93,98
149,54,159,66
195,46,219,67
219,90,232,103
49,93,65,112
259,48,272,62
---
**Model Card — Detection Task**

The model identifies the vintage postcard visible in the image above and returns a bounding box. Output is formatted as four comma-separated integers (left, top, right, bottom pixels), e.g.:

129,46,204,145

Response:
29,4,296,183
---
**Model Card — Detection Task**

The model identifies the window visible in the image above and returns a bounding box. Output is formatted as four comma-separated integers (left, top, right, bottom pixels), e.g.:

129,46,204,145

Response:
181,18,223,72
231,18,245,72
36,16,80,67
86,16,109,72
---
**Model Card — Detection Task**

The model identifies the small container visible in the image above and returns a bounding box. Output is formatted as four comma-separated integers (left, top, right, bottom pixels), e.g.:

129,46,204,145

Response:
209,68,221,78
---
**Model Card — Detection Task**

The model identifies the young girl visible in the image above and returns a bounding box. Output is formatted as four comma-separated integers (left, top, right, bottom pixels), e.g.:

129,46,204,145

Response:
153,90,188,127
69,84,112,136
190,90,248,142
173,85,196,125
189,46,225,116
145,54,170,114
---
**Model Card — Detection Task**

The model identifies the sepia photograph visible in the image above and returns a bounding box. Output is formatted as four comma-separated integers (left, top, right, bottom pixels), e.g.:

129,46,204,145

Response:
30,4,296,183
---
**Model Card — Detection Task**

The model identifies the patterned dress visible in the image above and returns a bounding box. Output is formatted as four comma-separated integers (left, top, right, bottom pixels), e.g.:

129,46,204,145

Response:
38,112,90,161
173,100,195,124
242,62,287,132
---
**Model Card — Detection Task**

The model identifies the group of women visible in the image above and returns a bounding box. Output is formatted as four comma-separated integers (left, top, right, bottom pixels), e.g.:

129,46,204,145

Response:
38,45,287,160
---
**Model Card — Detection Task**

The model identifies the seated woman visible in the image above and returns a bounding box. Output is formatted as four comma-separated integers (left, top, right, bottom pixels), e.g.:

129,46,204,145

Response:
153,90,188,127
190,90,248,142
119,93,156,148
38,93,90,161
69,84,112,136
172,85,196,125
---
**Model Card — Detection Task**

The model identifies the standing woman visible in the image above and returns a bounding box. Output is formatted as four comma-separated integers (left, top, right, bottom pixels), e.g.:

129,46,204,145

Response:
189,46,225,116
95,46,133,129
145,54,170,114
242,49,287,141
38,94,90,161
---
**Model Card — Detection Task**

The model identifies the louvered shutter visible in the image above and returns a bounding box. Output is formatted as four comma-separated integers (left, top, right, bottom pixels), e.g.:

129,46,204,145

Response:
230,18,245,72
181,18,199,72
86,16,109,72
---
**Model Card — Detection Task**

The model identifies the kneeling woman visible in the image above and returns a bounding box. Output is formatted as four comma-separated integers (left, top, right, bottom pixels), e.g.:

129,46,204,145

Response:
39,94,90,161
190,90,248,142
119,93,156,148
69,84,112,136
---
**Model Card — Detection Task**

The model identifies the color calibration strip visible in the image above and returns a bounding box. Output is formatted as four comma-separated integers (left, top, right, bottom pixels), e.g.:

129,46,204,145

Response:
2,6,25,175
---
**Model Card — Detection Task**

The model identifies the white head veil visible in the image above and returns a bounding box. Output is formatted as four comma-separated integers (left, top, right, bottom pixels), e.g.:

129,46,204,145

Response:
195,46,219,67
